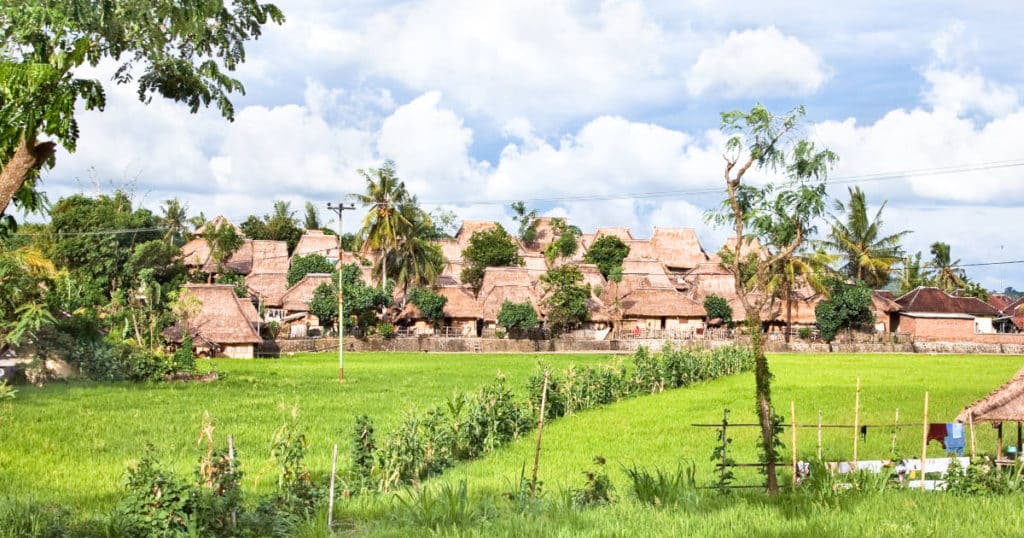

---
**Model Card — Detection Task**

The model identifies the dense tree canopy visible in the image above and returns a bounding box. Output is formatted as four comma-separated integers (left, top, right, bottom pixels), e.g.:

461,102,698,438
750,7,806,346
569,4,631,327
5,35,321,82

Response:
703,294,733,326
240,201,304,253
540,264,590,336
543,218,581,265
497,300,539,338
287,253,335,287
460,225,522,295
584,235,631,279
0,0,284,222
815,279,874,343
407,287,447,328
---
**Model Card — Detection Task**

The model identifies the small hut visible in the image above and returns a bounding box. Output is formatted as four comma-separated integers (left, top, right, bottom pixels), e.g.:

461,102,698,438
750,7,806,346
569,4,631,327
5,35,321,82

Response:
956,367,1024,461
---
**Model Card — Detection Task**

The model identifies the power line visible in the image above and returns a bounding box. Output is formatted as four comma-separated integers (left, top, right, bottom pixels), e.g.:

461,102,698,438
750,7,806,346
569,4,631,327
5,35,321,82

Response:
13,226,168,237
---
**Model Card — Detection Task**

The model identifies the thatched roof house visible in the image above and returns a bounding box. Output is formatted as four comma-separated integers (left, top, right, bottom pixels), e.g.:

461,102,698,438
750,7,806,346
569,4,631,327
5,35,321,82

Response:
250,240,290,273
293,230,339,259
166,284,262,358
245,272,288,308
650,228,710,271
281,273,334,312
956,368,1024,423
479,267,542,323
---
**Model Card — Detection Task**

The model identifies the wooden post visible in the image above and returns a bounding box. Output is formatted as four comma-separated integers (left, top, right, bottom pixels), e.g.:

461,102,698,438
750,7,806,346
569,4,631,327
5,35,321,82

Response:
790,401,797,491
817,410,823,461
891,408,899,455
228,435,236,528
1017,422,1022,455
968,413,976,459
530,372,550,497
920,392,929,491
997,422,1003,459
852,377,861,470
328,443,338,527
720,408,730,486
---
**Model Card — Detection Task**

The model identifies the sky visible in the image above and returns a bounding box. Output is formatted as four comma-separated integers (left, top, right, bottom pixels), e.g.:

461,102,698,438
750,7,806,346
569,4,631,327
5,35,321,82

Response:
37,1,1024,290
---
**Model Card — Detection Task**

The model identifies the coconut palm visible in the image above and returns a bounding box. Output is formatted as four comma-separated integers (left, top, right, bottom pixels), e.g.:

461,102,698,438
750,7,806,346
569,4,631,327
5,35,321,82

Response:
378,207,445,294
929,241,966,292
351,161,415,287
823,187,910,288
766,246,836,343
897,251,930,294
160,198,189,246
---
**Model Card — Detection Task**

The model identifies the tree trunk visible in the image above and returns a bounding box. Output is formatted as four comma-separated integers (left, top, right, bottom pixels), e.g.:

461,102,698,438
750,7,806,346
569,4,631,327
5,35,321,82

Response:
748,313,779,493
0,136,56,216
784,282,793,344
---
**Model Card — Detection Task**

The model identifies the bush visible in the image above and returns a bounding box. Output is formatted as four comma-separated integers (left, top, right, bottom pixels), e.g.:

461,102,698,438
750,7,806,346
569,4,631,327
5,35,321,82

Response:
497,300,539,338
624,462,699,508
572,457,615,507
798,327,813,340
703,294,733,326
117,446,194,536
377,322,396,339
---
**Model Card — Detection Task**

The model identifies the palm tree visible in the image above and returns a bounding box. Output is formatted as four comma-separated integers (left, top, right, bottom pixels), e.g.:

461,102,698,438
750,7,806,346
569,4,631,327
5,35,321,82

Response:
897,251,930,294
350,161,415,288
378,207,445,294
160,198,188,246
929,241,966,292
823,187,910,288
766,246,835,343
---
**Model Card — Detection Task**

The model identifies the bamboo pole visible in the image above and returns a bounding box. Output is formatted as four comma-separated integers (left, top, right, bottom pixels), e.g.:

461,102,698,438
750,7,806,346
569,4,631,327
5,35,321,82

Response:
891,408,899,455
720,409,730,486
790,401,797,491
530,372,550,497
852,377,861,470
328,443,338,527
228,435,236,529
920,392,929,491
968,413,976,459
817,410,823,461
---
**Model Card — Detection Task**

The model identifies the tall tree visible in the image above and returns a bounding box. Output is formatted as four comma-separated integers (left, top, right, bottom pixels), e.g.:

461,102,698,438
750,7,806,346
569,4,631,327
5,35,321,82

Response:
0,0,284,220
202,220,244,276
929,241,967,292
160,198,189,246
767,246,834,343
543,218,581,265
240,200,303,253
378,207,444,294
707,104,837,493
897,251,930,295
823,187,909,288
510,201,539,246
303,202,321,230
584,235,631,280
351,161,414,287
540,264,590,336
460,225,522,296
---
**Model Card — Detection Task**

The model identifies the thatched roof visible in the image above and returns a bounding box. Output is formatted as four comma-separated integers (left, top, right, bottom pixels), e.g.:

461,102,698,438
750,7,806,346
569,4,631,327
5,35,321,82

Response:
293,230,339,259
454,220,499,246
202,239,254,275
440,286,483,319
620,287,704,318
281,273,333,312
624,239,655,260
237,297,260,327
594,227,634,242
193,215,243,236
619,259,674,293
481,285,542,322
180,237,211,267
650,228,709,270
250,240,290,273
166,284,262,345
956,368,1024,423
871,291,902,313
245,272,288,307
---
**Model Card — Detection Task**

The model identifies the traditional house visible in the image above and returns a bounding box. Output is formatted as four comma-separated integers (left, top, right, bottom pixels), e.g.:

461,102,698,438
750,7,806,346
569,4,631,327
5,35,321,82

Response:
245,240,290,321
618,287,705,336
279,273,334,337
649,228,711,272
894,287,1000,340
292,230,340,260
478,267,543,330
956,367,1024,459
165,284,262,358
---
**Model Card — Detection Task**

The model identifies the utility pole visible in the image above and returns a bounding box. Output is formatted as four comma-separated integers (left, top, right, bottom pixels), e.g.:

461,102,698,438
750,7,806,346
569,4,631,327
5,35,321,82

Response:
326,202,355,382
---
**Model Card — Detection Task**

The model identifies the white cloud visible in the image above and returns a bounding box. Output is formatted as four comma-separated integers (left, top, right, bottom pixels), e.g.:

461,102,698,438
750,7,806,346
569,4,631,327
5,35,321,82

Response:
687,26,830,98
921,68,1019,118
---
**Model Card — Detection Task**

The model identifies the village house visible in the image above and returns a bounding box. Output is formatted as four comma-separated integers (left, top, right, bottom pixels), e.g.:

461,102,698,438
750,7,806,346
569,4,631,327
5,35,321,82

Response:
894,286,1000,340
164,284,262,358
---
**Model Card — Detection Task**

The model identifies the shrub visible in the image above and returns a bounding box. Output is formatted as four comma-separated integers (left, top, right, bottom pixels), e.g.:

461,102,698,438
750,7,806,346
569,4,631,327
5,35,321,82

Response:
117,446,194,536
171,337,196,373
377,322,396,339
624,462,699,508
798,327,813,340
572,456,615,507
703,294,733,326
497,300,539,338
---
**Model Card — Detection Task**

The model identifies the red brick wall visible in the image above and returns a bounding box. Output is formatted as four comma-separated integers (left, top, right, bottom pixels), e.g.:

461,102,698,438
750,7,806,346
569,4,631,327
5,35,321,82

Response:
901,315,1024,344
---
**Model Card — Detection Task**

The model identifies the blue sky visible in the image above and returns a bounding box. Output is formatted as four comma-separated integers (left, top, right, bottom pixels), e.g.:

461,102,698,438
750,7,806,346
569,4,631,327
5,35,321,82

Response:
45,1,1024,290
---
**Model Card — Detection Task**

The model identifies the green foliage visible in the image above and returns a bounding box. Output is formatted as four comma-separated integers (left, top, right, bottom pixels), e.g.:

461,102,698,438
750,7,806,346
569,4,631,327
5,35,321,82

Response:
543,218,581,264
798,327,813,340
202,219,244,274
408,287,447,327
461,225,522,294
352,415,376,482
308,282,337,328
703,294,733,325
496,300,539,338
302,201,320,230
377,322,396,339
815,279,874,342
945,458,1024,496
117,445,194,536
394,480,483,530
511,201,539,244
287,253,335,287
823,187,909,288
338,264,393,336
171,337,196,374
540,264,590,336
215,271,248,298
571,457,615,507
240,201,305,253
70,338,174,382
623,462,699,508
583,235,631,280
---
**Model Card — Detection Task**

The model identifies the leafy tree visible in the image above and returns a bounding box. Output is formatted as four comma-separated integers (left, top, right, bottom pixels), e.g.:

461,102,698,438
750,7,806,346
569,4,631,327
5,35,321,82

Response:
202,220,244,276
929,241,967,292
303,202,320,230
160,198,189,246
584,235,631,279
543,218,581,265
706,104,837,493
815,279,874,343
376,205,444,293
0,245,56,347
460,225,522,296
240,200,304,253
50,191,162,302
407,287,447,328
767,246,834,343
309,283,338,329
287,253,335,287
125,240,186,289
540,264,590,336
497,300,539,338
310,264,393,336
703,294,733,326
0,0,284,221
351,161,415,286
822,187,909,288
897,251,930,295
215,271,248,298
426,208,459,240
511,201,539,245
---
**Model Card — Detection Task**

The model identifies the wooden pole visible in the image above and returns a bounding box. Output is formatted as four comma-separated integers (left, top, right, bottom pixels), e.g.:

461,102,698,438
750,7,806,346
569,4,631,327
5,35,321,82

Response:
530,372,550,497
228,434,236,529
891,408,899,455
720,409,730,486
817,410,823,461
1017,422,1022,455
852,377,861,470
920,392,929,491
790,400,797,491
968,413,976,459
997,422,1003,459
328,443,338,527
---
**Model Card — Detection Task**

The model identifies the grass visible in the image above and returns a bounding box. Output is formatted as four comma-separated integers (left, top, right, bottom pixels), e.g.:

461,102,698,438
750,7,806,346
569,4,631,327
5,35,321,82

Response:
3,351,1024,536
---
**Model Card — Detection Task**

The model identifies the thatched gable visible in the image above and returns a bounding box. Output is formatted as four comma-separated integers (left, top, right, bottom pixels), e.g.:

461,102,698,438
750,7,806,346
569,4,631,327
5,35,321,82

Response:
454,220,499,246
624,239,655,260
237,297,260,327
201,239,254,275
167,284,262,345
293,230,340,259
620,288,704,318
957,368,1024,423
593,227,634,242
619,259,674,293
281,273,333,312
478,267,541,322
250,240,290,273
245,272,288,307
650,228,709,270
180,237,211,267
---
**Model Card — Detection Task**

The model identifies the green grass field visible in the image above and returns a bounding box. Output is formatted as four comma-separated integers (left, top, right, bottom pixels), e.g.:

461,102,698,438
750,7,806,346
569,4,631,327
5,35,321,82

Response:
3,351,1024,536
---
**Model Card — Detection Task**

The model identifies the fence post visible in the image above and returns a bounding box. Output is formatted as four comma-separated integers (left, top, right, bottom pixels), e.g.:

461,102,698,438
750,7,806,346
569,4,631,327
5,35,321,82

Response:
891,408,899,455
790,400,797,491
328,443,338,527
720,408,730,485
920,391,929,491
530,372,550,497
852,377,861,470
817,410,823,460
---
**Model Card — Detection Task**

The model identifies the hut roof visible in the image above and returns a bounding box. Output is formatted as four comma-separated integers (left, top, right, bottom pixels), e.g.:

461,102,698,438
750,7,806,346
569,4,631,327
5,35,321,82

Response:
454,220,499,246
440,286,483,319
897,287,999,316
280,273,333,312
623,239,655,260
292,230,340,259
594,227,634,242
650,228,709,270
180,237,211,267
619,259,673,292
245,272,288,307
956,368,1024,423
250,240,290,273
871,291,902,313
193,215,243,236
987,293,1014,312
480,284,542,322
620,288,704,318
479,266,537,299
201,239,254,275
237,297,260,326
167,284,262,344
